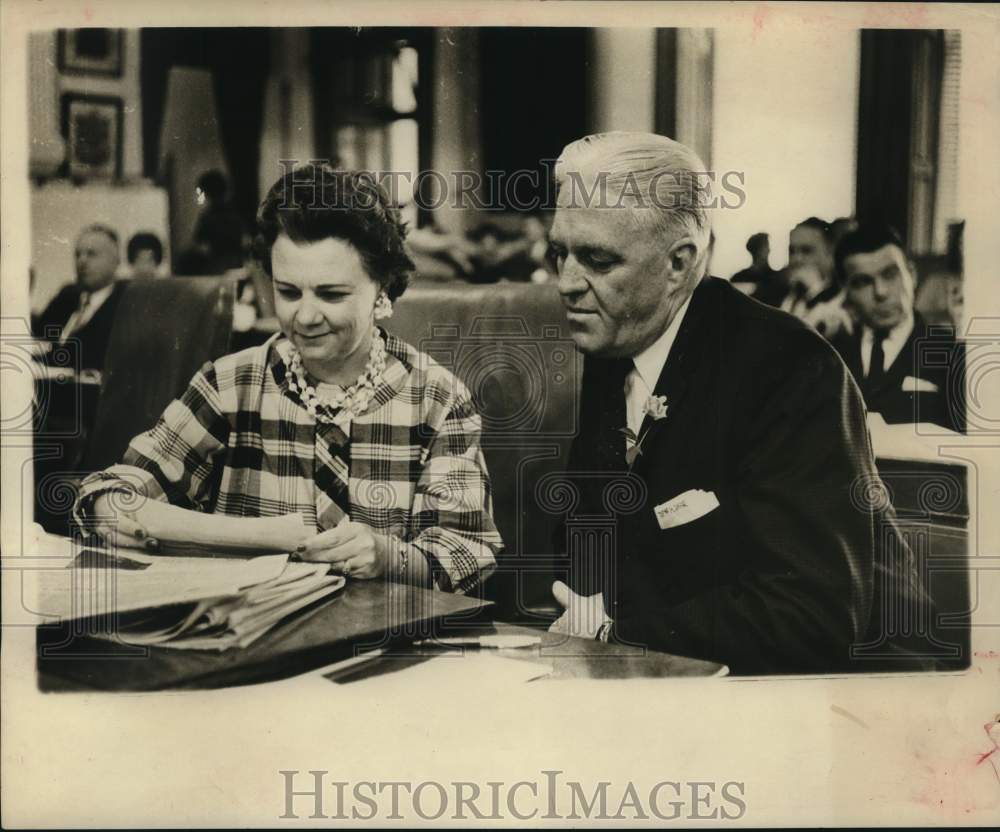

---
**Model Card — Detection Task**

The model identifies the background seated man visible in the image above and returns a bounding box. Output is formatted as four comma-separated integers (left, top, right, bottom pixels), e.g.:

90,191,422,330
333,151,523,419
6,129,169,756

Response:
33,223,128,373
779,216,851,339
831,223,965,433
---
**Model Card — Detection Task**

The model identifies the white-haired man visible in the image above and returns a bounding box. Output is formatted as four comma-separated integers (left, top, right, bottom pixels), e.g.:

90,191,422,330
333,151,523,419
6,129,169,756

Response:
546,132,926,674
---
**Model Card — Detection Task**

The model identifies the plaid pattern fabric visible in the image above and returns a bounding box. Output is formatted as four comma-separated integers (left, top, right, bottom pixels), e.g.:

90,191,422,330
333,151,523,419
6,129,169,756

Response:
75,331,501,593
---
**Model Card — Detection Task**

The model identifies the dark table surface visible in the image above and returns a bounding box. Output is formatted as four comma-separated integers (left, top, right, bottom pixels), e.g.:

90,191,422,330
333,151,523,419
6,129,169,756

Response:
36,578,726,691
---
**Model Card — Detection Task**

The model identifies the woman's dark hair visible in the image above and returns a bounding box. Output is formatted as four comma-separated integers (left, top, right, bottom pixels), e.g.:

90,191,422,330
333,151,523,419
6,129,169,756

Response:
253,164,414,301
126,231,164,265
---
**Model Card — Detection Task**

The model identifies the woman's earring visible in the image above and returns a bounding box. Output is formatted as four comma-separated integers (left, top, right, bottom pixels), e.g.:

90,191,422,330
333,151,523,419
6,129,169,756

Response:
373,291,393,320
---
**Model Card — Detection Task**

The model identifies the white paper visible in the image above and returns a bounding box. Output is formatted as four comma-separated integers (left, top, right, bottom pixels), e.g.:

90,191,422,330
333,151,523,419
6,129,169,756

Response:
32,552,290,621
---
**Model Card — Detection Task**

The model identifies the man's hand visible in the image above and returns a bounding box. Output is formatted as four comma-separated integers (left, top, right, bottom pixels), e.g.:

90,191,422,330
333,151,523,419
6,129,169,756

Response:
811,302,854,340
549,580,611,639
298,520,384,579
787,264,825,297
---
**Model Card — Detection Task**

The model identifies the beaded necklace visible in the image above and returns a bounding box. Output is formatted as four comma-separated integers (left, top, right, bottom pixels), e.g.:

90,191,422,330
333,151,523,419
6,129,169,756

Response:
286,330,387,429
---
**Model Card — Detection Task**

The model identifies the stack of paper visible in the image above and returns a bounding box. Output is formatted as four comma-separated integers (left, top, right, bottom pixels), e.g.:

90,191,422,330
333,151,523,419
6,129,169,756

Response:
114,561,344,651
35,549,345,651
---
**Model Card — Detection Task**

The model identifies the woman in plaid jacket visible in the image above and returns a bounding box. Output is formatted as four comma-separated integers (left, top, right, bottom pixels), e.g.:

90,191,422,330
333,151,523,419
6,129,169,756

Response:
76,165,501,594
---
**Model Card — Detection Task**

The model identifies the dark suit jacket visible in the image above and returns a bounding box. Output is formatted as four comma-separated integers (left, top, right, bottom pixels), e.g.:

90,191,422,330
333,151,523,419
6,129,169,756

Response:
831,313,965,433
561,277,925,675
34,281,129,372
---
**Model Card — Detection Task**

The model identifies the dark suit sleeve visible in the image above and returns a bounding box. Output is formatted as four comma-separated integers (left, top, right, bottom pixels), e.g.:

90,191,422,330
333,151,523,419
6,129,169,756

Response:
614,335,875,673
33,286,74,340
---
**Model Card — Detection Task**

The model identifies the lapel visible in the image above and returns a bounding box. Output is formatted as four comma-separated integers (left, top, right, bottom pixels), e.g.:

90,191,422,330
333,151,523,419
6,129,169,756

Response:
868,316,920,398
630,277,718,472
590,357,629,471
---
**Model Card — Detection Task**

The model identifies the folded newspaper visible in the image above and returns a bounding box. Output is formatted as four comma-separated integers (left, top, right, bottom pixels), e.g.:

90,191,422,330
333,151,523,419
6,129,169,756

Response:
36,548,346,651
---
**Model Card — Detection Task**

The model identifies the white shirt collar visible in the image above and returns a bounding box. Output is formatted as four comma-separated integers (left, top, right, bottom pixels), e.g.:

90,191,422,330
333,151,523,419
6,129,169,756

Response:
81,282,115,308
632,293,693,390
860,312,914,375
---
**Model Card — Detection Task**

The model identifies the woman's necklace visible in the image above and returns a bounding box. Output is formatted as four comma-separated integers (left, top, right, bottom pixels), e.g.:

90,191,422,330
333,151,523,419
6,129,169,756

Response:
286,330,387,429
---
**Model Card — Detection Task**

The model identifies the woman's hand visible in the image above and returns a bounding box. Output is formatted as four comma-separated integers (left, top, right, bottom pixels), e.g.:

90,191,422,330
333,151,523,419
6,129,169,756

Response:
297,520,384,579
91,493,152,550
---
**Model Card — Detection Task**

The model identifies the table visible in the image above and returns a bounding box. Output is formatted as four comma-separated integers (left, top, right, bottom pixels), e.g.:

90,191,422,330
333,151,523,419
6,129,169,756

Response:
36,579,725,691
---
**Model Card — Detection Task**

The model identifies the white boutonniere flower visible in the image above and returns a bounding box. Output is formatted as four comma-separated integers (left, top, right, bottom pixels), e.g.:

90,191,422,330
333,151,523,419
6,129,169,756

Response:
619,395,670,467
645,394,669,421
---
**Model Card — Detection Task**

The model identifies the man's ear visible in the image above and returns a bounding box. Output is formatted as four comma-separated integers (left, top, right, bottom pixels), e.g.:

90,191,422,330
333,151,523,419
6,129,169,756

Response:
666,237,699,281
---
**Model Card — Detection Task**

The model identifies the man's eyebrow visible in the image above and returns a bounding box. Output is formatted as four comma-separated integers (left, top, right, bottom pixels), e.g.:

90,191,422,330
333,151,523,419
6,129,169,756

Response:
576,244,621,259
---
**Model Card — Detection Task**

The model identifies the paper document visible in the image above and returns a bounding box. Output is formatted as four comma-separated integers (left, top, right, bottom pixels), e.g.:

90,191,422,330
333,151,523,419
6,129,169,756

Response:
34,550,345,651
34,550,290,621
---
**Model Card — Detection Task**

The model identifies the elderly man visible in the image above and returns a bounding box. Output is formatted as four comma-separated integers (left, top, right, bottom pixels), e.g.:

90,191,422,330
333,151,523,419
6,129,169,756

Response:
545,132,923,675
34,224,128,371
831,223,965,433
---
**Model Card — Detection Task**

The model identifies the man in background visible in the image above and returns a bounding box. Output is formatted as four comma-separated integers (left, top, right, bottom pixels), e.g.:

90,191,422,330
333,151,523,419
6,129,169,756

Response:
831,223,965,433
34,224,128,372
780,216,850,338
731,231,784,305
176,170,246,275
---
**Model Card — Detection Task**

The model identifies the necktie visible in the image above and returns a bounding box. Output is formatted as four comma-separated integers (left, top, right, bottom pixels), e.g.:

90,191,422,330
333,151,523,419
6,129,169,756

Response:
600,357,634,471
867,329,887,390
59,292,91,343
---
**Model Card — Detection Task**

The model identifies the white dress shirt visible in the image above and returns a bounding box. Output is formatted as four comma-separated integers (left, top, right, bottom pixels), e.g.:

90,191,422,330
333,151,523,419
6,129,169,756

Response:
624,294,693,435
860,313,913,377
58,283,116,343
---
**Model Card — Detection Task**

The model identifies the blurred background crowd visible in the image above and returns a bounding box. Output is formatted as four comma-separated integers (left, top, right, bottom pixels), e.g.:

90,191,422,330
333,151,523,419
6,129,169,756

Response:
26,26,972,454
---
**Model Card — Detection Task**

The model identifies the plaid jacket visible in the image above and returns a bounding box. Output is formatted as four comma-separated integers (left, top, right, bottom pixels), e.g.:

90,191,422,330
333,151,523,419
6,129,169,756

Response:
75,332,501,593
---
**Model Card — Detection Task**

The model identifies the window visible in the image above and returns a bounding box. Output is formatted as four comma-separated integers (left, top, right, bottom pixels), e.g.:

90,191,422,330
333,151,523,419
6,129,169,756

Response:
310,29,430,224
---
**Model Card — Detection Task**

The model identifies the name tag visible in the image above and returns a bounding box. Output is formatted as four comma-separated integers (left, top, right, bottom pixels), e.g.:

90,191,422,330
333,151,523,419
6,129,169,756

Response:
654,489,720,530
901,375,939,393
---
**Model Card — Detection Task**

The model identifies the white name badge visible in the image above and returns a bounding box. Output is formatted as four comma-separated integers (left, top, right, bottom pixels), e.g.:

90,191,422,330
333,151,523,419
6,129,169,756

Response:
654,489,720,530
901,375,939,393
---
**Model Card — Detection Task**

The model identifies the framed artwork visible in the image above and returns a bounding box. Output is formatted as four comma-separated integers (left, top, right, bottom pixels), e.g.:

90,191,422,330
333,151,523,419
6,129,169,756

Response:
61,94,123,180
57,29,124,77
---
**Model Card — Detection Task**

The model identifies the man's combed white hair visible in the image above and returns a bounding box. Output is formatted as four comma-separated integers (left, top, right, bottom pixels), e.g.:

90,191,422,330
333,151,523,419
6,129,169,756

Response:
554,131,713,259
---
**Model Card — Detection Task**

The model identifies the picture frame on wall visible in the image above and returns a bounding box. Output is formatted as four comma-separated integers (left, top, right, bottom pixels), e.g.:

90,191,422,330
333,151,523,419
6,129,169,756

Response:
57,29,124,77
60,94,123,180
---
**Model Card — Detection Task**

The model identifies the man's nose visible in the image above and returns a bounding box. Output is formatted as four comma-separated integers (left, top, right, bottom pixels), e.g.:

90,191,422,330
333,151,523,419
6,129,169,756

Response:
557,257,588,297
